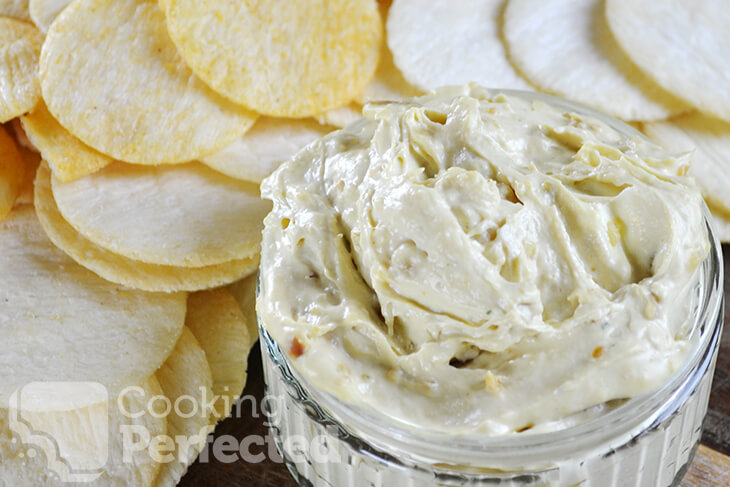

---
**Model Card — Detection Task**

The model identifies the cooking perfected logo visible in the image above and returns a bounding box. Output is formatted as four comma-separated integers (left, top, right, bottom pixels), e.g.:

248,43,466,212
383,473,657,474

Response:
8,382,110,483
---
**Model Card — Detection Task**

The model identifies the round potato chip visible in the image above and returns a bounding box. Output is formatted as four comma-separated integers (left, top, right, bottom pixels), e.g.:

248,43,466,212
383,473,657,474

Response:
202,117,334,183
51,161,271,267
21,100,112,182
387,0,531,92
34,163,260,292
0,126,24,220
503,0,687,121
0,17,42,123
643,114,730,216
606,0,730,122
0,205,187,407
227,273,259,342
153,327,213,487
0,0,30,21
356,0,420,104
160,0,382,118
28,0,69,32
186,289,252,425
314,103,363,129
40,0,257,165
0,376,167,487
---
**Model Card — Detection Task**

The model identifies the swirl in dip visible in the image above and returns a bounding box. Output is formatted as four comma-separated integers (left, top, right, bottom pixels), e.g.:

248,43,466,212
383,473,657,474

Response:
258,85,709,435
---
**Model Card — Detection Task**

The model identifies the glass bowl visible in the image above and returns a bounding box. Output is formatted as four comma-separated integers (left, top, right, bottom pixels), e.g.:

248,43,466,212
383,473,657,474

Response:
258,90,725,487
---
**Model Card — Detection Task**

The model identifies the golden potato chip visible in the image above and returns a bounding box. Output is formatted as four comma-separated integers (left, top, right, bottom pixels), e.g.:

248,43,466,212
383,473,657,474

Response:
643,114,730,216
51,161,270,267
202,117,334,183
40,0,257,165
503,0,687,121
315,103,363,129
0,376,167,487
227,273,259,342
34,163,259,292
0,125,24,219
607,0,730,122
0,0,30,21
0,205,187,407
28,0,68,32
0,17,42,123
160,0,382,118
153,327,213,487
21,100,112,182
387,0,531,91
186,289,252,425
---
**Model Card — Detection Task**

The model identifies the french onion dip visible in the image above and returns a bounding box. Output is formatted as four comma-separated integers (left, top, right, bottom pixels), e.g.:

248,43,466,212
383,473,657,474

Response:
258,85,710,435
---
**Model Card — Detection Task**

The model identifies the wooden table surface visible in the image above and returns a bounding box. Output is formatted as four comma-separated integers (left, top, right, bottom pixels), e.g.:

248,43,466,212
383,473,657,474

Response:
180,246,730,487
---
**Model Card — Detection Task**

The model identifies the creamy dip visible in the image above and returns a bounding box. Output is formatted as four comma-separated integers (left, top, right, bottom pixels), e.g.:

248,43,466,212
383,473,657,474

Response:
258,85,709,435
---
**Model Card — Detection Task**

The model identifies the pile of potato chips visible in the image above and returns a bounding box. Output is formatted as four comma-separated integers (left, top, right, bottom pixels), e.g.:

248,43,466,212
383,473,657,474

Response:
0,0,727,484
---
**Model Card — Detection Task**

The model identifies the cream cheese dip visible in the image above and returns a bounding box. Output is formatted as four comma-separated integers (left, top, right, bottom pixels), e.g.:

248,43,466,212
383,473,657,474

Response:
258,85,710,436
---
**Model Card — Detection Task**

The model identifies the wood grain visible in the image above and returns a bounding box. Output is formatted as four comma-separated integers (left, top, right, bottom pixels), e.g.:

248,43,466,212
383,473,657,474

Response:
180,245,730,486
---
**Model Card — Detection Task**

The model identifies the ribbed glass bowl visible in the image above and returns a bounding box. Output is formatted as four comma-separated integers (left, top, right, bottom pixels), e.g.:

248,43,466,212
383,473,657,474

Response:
258,90,725,487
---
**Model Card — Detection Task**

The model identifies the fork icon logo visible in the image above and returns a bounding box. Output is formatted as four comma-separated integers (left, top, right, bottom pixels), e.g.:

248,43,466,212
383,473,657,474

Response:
8,382,110,483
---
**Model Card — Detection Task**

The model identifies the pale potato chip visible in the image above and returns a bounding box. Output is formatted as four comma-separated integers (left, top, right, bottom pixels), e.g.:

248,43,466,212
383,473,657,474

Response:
153,327,213,487
387,0,531,92
0,0,30,21
34,163,260,292
0,205,187,407
51,161,270,267
28,0,69,32
643,114,730,216
0,17,42,123
503,0,687,121
186,289,252,425
607,0,730,122
202,117,334,183
227,273,259,342
0,125,24,219
40,0,257,165
21,100,112,182
160,0,382,118
315,103,363,129
0,376,167,487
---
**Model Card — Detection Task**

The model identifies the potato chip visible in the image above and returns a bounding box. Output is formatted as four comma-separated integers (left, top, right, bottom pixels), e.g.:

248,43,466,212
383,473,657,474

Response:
356,0,421,104
28,0,69,32
0,125,24,220
202,117,333,183
160,0,382,118
0,205,187,407
0,376,166,487
40,0,257,165
315,103,363,129
51,161,270,267
0,17,42,123
643,114,730,216
153,327,213,487
186,289,252,424
606,0,730,122
0,0,30,21
34,163,260,292
387,0,531,92
227,273,260,342
21,101,112,182
503,0,687,121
